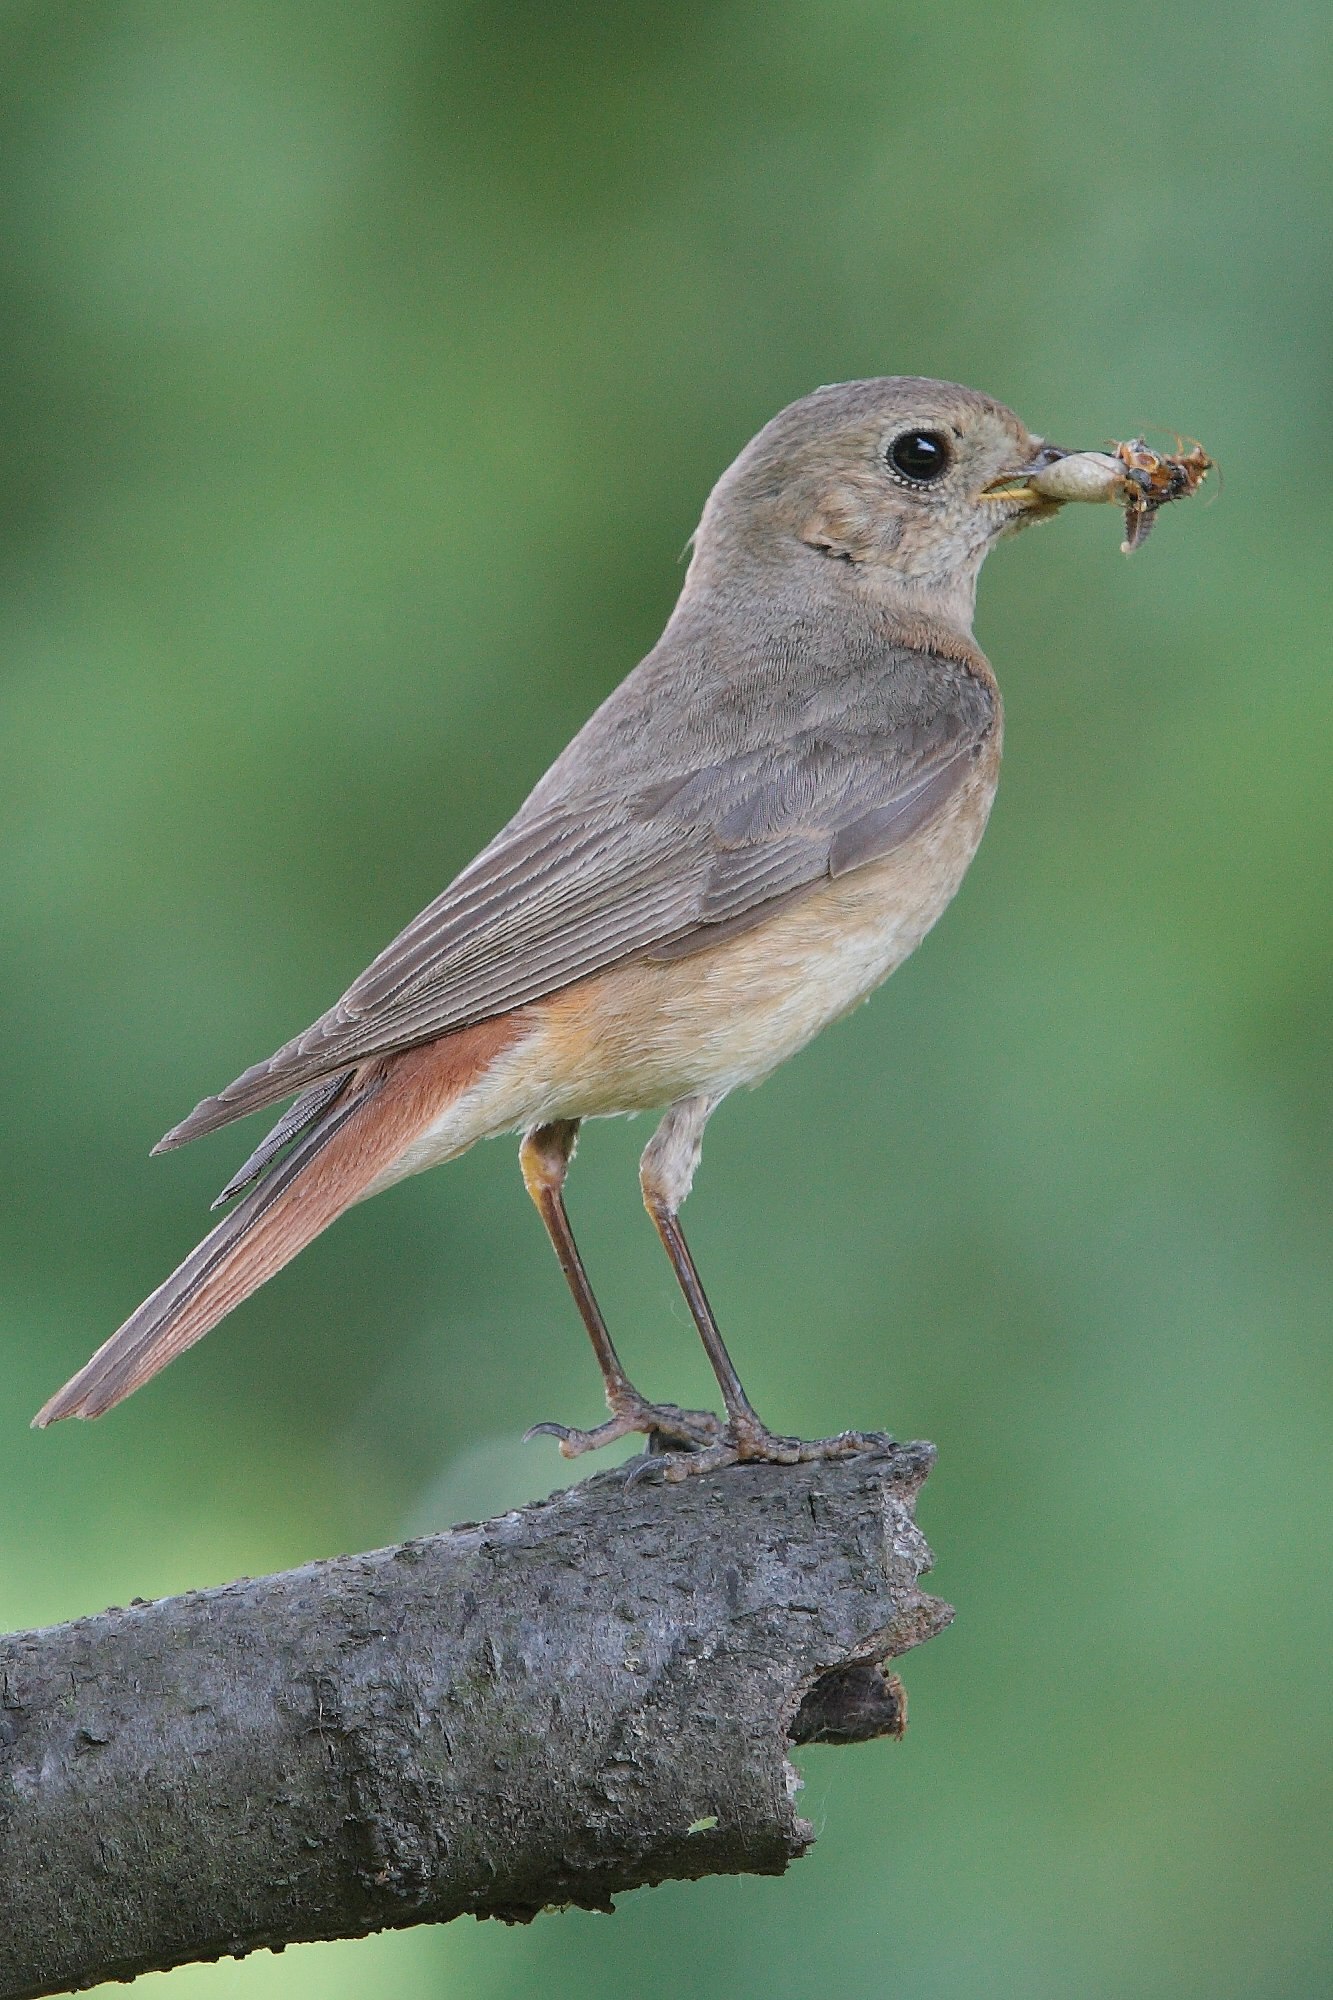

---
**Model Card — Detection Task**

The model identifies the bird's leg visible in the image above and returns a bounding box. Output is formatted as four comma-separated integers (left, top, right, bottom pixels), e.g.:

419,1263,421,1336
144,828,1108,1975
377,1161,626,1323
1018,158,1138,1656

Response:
639,1097,891,1482
519,1119,723,1458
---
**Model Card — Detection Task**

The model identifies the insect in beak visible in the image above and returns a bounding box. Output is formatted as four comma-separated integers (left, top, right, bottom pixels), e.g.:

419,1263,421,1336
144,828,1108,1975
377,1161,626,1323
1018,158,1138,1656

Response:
981,437,1213,552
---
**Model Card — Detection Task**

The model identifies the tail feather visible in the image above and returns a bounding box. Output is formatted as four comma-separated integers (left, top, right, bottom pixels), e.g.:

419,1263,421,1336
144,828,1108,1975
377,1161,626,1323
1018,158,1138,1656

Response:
33,1082,381,1426
34,1011,531,1429
210,1072,352,1209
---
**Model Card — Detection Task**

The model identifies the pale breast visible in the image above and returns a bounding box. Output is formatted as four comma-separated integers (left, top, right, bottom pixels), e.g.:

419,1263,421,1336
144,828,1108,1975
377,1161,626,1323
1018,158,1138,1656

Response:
521,734,1000,1119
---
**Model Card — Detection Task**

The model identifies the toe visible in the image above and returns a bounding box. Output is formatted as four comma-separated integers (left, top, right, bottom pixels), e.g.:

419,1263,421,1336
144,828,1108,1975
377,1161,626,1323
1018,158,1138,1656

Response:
525,1396,725,1462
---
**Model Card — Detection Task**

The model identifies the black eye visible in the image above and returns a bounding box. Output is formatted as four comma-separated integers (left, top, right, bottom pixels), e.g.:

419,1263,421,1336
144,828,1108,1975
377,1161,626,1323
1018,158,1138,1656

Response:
887,429,952,486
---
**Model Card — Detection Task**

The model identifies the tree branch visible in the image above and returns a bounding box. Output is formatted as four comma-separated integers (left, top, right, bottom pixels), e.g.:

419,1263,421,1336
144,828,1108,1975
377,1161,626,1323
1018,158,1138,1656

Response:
0,1442,949,1999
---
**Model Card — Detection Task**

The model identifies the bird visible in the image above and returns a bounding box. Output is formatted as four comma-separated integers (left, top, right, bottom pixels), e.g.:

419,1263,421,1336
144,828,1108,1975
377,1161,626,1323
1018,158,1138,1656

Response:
34,376,1088,1477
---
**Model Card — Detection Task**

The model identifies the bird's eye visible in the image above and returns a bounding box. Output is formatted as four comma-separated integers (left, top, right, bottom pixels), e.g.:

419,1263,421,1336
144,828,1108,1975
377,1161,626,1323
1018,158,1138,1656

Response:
887,429,952,486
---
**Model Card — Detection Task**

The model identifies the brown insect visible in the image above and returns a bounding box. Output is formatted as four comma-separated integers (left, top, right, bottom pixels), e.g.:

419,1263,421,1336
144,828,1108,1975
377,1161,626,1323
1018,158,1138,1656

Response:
1114,436,1213,553
990,431,1215,554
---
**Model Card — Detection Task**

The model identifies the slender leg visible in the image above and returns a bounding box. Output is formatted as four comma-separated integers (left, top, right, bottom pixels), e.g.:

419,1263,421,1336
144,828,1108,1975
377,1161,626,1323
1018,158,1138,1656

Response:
639,1096,891,1481
519,1119,722,1458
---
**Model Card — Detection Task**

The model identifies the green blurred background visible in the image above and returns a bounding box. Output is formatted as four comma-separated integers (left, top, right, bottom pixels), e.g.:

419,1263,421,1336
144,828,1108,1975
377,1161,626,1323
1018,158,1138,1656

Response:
2,2,1329,1995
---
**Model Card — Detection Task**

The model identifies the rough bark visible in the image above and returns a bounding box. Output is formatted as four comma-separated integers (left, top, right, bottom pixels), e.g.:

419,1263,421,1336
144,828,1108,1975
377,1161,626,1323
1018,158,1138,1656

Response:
0,1441,949,1999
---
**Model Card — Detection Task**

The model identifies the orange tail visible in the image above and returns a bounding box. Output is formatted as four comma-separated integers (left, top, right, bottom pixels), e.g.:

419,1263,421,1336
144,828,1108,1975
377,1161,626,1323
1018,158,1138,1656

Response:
33,1022,522,1426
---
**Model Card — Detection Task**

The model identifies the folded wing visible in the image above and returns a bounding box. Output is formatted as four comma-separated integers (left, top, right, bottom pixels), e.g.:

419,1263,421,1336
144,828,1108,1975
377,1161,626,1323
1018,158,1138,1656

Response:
161,646,994,1151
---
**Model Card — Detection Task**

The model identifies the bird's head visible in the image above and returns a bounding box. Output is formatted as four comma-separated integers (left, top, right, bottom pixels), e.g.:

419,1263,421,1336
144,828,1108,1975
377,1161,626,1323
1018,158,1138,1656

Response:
691,376,1075,635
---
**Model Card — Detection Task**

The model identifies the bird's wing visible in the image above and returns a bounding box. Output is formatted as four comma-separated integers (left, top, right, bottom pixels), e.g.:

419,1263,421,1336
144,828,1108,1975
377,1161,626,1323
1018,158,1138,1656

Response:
161,648,994,1147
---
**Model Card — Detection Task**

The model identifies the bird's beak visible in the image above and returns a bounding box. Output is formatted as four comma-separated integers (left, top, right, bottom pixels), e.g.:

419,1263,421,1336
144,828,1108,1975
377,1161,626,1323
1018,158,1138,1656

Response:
980,445,1125,508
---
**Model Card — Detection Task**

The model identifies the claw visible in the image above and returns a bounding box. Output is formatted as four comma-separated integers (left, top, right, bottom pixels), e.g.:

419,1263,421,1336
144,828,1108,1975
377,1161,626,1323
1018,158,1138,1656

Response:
524,1395,725,1461
624,1451,668,1488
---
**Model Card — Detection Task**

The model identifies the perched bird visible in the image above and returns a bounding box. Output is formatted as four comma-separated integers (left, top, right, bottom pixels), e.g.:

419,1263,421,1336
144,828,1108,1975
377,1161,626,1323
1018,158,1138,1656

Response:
35,378,1095,1475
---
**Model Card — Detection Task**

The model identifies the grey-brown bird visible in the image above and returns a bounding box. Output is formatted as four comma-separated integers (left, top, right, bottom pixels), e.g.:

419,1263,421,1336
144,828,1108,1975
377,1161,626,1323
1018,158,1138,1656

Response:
34,378,1107,1474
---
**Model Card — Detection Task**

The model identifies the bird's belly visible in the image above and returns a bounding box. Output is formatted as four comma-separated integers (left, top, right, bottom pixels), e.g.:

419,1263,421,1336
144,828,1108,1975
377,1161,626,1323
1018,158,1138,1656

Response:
549,869,951,1113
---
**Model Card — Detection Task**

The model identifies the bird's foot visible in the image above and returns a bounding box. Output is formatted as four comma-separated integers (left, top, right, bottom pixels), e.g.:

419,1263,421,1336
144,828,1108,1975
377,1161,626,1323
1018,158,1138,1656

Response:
641,1414,895,1484
525,1391,725,1460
